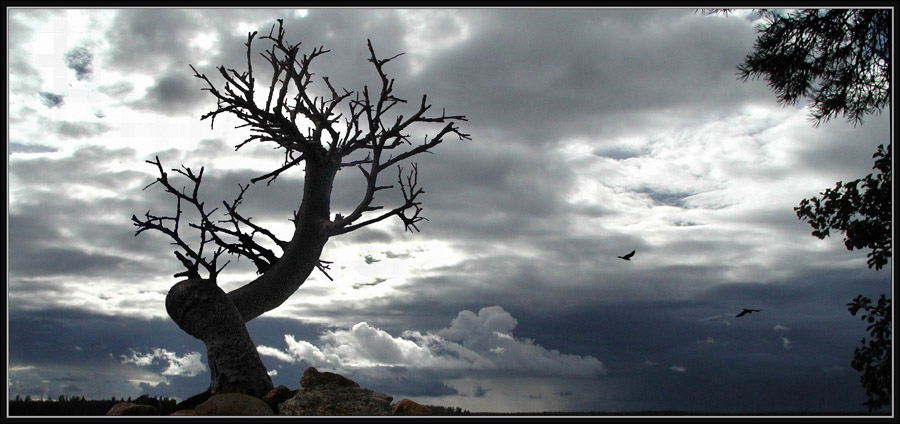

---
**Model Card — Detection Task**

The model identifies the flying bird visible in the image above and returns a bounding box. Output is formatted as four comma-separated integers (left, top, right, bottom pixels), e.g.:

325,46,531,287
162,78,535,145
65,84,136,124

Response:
736,308,761,317
617,250,636,261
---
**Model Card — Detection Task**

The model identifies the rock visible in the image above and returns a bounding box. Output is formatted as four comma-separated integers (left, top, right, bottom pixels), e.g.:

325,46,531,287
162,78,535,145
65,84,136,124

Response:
263,385,298,414
300,367,359,388
280,369,393,416
106,402,159,415
170,409,199,415
194,393,275,416
173,391,212,412
280,386,393,416
132,394,160,409
392,398,432,416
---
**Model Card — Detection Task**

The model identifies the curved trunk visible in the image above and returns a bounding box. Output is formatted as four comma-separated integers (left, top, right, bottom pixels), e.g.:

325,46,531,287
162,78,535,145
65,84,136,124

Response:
165,157,340,399
228,158,339,321
166,278,273,397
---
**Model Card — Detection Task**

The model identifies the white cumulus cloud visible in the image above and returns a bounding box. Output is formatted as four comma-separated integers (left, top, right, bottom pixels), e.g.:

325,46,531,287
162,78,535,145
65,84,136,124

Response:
120,348,207,377
257,306,606,378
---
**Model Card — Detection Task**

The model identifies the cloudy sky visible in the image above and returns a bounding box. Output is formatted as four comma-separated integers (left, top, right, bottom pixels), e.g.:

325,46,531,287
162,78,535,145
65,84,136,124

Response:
6,7,893,415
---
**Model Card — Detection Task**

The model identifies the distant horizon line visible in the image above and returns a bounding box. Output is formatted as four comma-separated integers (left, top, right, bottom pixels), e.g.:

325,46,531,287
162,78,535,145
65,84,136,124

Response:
8,397,889,418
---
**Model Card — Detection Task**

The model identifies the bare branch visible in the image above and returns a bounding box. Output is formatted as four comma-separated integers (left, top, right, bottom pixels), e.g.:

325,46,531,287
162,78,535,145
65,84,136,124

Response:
330,164,427,236
131,157,226,280
250,154,306,185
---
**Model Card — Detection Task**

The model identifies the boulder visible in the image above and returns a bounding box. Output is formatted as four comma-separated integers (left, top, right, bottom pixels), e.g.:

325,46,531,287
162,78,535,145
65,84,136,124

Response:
194,393,275,416
392,398,432,416
173,391,212,412
106,402,159,415
132,394,160,409
279,386,393,416
170,409,199,415
280,368,392,416
263,385,298,414
300,367,359,388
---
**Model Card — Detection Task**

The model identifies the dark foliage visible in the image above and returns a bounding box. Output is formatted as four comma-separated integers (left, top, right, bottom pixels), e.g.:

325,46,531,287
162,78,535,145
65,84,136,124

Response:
795,143,892,270
8,395,177,416
848,294,892,412
424,404,471,415
737,9,889,126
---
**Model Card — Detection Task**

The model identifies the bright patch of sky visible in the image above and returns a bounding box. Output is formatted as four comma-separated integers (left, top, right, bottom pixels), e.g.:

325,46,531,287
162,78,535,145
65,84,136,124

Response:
397,9,472,74
265,237,468,323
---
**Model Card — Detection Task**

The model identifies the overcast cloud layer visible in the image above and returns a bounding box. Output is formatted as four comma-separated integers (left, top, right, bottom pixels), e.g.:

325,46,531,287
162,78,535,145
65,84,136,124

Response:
6,7,892,415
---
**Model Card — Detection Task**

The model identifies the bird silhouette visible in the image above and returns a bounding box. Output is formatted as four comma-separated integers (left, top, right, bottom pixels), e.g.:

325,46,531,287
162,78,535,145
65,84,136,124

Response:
736,308,761,317
617,250,635,261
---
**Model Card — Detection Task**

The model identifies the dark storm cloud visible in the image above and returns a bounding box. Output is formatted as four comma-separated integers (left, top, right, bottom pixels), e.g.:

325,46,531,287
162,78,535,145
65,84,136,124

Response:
8,145,184,287
205,10,407,92
8,142,58,154
8,308,211,401
135,9,757,257
364,374,459,398
64,46,94,80
149,10,778,269
56,120,112,138
498,270,887,413
403,9,771,145
128,69,208,116
403,139,575,245
8,245,130,278
10,145,147,195
293,247,889,411
40,92,65,108
104,9,203,74
8,8,893,414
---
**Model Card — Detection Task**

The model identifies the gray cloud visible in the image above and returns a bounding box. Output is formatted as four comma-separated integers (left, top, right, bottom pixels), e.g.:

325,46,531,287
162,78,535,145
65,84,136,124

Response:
9,143,58,154
40,92,65,108
64,46,94,80
104,10,204,74
7,8,891,414
56,120,112,138
128,69,208,116
97,81,135,97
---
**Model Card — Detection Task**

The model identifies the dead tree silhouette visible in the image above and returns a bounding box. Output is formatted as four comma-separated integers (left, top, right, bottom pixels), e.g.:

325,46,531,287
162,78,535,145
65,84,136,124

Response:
132,19,469,398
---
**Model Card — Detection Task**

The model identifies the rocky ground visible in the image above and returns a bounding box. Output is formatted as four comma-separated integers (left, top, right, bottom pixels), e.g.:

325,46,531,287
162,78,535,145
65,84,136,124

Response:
105,367,436,416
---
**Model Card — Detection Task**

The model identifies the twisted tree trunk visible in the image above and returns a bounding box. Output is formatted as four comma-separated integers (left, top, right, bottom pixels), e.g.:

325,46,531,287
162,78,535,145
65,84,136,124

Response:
134,23,469,402
166,278,273,396
166,158,339,398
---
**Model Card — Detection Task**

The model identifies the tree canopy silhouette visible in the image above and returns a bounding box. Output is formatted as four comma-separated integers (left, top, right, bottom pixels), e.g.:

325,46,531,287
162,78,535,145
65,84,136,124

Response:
132,19,469,398
715,8,891,412
734,9,889,126
795,143,891,270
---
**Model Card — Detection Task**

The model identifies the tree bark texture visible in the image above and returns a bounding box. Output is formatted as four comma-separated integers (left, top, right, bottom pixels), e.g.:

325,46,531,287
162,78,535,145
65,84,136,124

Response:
166,278,273,397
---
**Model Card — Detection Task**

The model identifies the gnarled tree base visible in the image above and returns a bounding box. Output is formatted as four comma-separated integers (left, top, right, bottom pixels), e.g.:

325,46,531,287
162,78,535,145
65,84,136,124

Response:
166,278,273,398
